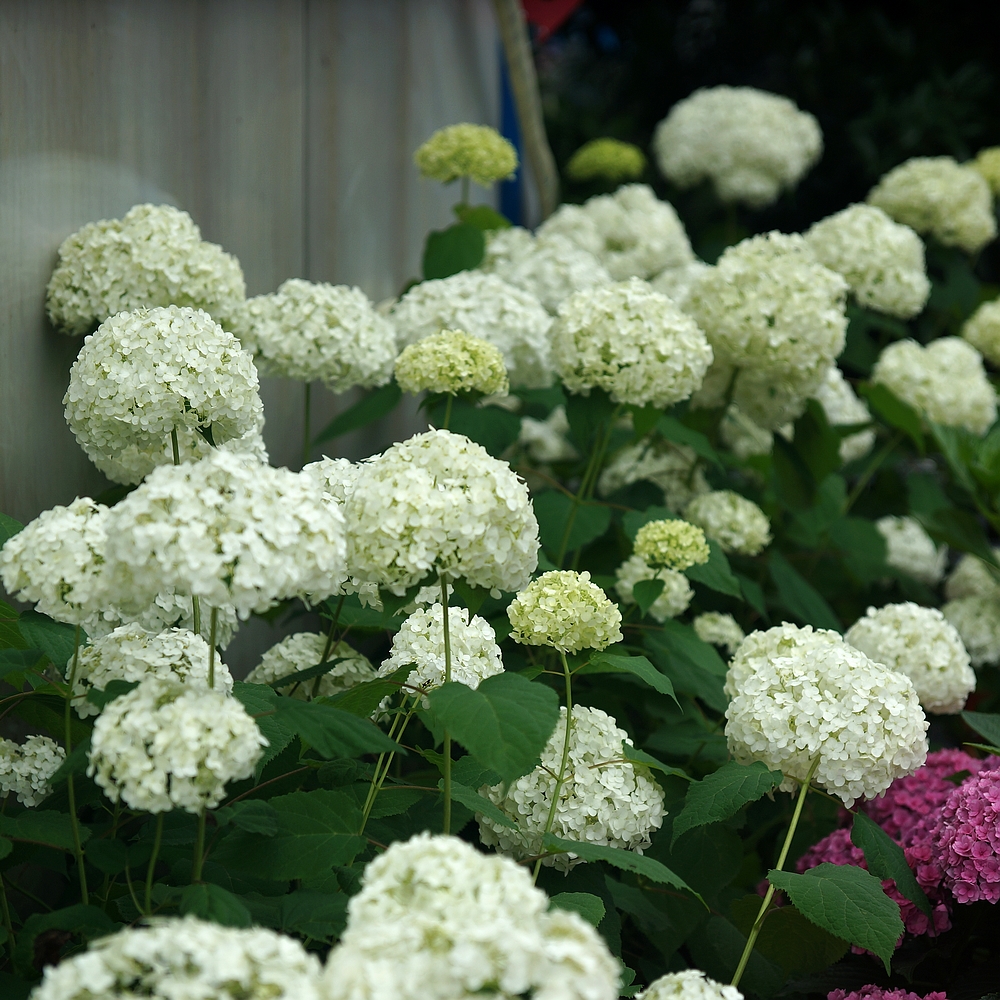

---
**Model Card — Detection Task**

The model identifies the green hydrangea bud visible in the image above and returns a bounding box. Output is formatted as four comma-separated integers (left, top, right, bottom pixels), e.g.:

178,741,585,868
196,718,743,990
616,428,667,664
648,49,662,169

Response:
633,519,710,571
566,138,646,183
394,330,509,397
414,123,518,186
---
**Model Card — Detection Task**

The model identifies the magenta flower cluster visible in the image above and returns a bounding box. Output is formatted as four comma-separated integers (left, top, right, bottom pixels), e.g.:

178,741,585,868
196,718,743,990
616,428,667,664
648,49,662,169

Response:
829,986,947,1000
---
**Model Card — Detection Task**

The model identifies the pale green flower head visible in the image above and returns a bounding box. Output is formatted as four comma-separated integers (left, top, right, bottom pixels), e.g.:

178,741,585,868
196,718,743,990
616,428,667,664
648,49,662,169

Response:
394,329,509,397
973,147,1000,195
566,138,646,183
634,519,710,571
414,123,518,186
507,570,622,654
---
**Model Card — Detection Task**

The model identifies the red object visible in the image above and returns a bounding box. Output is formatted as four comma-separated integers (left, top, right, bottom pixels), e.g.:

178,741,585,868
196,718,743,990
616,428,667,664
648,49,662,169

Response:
522,0,584,43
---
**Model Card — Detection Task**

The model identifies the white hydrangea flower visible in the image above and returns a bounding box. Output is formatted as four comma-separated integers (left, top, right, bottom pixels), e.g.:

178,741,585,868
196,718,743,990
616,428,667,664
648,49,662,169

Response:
479,706,666,871
649,260,711,306
684,490,771,556
414,123,518,185
73,625,233,719
391,272,553,389
868,156,997,254
634,520,710,571
598,438,710,510
537,184,694,280
30,916,322,1000
614,554,693,623
105,450,347,619
872,337,997,435
718,404,776,460
323,832,618,1000
962,298,1000,367
0,736,65,808
943,595,1000,668
693,612,745,656
637,970,743,1000
482,228,613,315
945,550,1000,601
394,329,509,397
805,205,930,318
64,306,263,484
46,204,246,335
876,516,947,586
88,676,266,813
552,279,713,409
246,632,375,700
652,86,822,208
519,405,578,464
508,571,622,654
811,366,876,464
344,429,538,596
234,279,396,391
724,623,928,805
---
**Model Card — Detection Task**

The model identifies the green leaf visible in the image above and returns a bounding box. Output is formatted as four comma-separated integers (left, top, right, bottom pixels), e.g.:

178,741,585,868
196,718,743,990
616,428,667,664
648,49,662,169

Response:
451,578,490,617
0,513,23,546
422,222,485,279
180,883,252,927
273,698,403,758
860,382,924,450
454,203,511,231
0,811,91,851
620,744,691,780
14,905,118,978
0,648,44,681
769,551,841,631
86,678,138,709
657,415,722,468
266,657,354,692
919,505,997,564
685,539,743,598
963,710,1000,747
0,837,11,861
646,619,728,677
426,672,560,782
930,421,979,494
772,434,817,510
629,404,662,441
672,761,783,845
785,474,847,548
451,755,502,789
277,890,349,939
831,516,888,585
85,838,129,875
431,397,522,457
329,666,412,717
738,574,768,620
534,492,612,556
49,737,91,786
565,387,616,452
767,863,903,973
631,579,665,616
313,381,402,445
216,800,280,836
578,652,678,703
793,400,843,481
850,811,932,919
549,892,606,927
622,505,674,541
16,611,81,669
232,682,295,776
441,778,519,830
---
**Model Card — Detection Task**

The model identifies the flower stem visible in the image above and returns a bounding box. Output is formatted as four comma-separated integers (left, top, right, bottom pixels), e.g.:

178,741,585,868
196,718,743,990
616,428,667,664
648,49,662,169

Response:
144,813,164,914
441,574,453,835
359,702,415,833
192,811,207,883
442,393,454,431
207,607,218,689
64,625,88,905
192,595,201,637
321,595,345,662
302,382,312,470
842,429,904,515
0,873,15,948
170,427,181,465
730,758,819,988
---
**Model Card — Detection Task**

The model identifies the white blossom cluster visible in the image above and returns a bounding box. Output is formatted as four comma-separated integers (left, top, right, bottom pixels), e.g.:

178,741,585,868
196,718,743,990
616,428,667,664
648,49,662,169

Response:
652,86,822,208
551,279,713,409
105,449,347,619
246,632,376,699
391,272,553,389
29,916,323,1000
962,298,1000,367
637,971,743,1000
871,337,997,435
414,123,518,185
811,366,876,464
519,405,578,464
845,603,975,715
379,603,503,692
867,156,997,254
46,204,246,335
0,736,65,808
683,490,771,556
685,232,848,429
301,455,361,504
876,515,947,586
945,551,1000,601
537,184,694,280
64,306,263,483
724,623,928,805
343,429,538,596
394,329,509,397
718,404,776,461
73,625,233,718
88,676,266,813
481,228,612,315
479,706,666,871
598,439,710,510
235,279,396,391
693,612,746,656
615,555,693,623
634,519,710,571
805,204,930,318
943,551,1000,667
323,833,619,1000
507,571,622,654
649,260,711,306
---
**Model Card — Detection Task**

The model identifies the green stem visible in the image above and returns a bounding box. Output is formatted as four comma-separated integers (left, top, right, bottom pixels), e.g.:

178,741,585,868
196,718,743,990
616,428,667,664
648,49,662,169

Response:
0,873,14,952
64,625,88,905
731,758,819,988
843,429,903,515
442,394,454,431
460,176,470,206
359,703,415,833
441,575,453,835
207,607,218,689
192,595,201,637
321,596,345,662
192,811,206,883
144,813,164,914
171,427,181,465
302,382,312,470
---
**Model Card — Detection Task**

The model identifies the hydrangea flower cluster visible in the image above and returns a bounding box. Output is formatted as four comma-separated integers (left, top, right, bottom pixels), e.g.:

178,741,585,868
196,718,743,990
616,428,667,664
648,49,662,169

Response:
973,146,1000,194
598,438,710,511
615,554,693,623
876,516,947,586
693,612,746,656
943,595,1000,668
322,833,619,1000
961,298,1000,367
88,676,267,813
634,519,710,571
683,490,771,556
519,405,578,464
245,632,376,700
507,570,622,653
812,366,876,464
845,603,975,715
0,736,65,808
652,86,822,208
637,970,744,1000
343,429,538,596
650,259,711,305
73,624,233,718
868,156,996,254
724,624,928,805
302,455,361,504
235,279,396,391
829,988,947,1000
413,123,518,185
379,603,504,691
945,551,1000,601
64,305,263,483
479,706,666,871
394,329,509,397
566,138,646,183
805,205,930,318
46,203,246,335
390,271,553,389
871,337,997,436
29,916,323,1000
551,279,713,408
718,404,777,461
537,184,695,280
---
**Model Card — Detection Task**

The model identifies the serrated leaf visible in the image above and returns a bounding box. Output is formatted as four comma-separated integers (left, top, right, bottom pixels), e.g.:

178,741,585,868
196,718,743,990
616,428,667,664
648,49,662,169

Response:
279,889,349,939
328,668,411,717
860,383,924,450
769,551,841,631
658,415,722,468
620,745,691,780
423,222,485,279
549,891,605,927
85,838,129,875
451,756,502,789
534,491,612,558
963,711,1000,748
850,811,932,918
672,761,782,845
274,698,402,758
232,682,295,777
767,863,903,973
0,811,91,851
86,678,138,709
0,837,12,861
267,656,352,692
0,648,44,682
685,539,743,598
578,652,678,703
216,800,280,836
452,578,490,616
646,619,728,677
180,883,252,927
313,381,402,445
0,512,24,545
632,578,665,616
17,611,81,669
441,778,518,830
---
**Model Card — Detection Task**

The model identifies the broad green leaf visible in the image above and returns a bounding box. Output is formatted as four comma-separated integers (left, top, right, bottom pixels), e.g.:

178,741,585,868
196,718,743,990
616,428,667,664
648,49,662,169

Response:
422,222,485,279
738,574,768,619
772,434,817,510
620,745,691,780
671,761,783,845
452,578,490,616
685,539,742,598
0,811,91,851
964,742,1000,757
322,594,386,632
454,203,511,230
652,652,727,712
232,682,296,776
313,381,402,445
431,397,521,457
215,800,280,836
441,778,518,830
426,672,560,782
646,620,728,677
769,551,841,631
644,720,728,762
534,491,612,557
632,578,665,616
274,698,402,758
267,656,353,692
451,755,502,789
86,678,138,709
785,474,847,548
550,892,605,927
565,387,616,451
0,973,29,1000
930,421,979,494
919,505,997,564
793,400,843,482
0,512,24,545
49,737,91,786
85,838,129,876
963,711,1000,748
0,648,44,681
686,914,785,998
658,415,722,468
767,863,903,973
629,404,662,441
329,668,412,718
0,837,11,861
242,889,348,940
860,382,924,450
578,652,678,703
180,883,252,927
851,811,932,918
14,905,117,978
831,516,888,585
17,611,81,669
622,505,674,541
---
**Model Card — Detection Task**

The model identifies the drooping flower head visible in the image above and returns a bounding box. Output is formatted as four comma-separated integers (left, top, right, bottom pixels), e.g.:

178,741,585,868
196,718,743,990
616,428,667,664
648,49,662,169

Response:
246,633,376,700
566,138,646,183
637,970,744,1000
394,329,509,397
962,298,1000,367
615,555,693,624
414,123,518,186
634,519,710,571
876,516,947,586
812,366,876,464
0,736,65,808
693,612,746,656
684,490,771,556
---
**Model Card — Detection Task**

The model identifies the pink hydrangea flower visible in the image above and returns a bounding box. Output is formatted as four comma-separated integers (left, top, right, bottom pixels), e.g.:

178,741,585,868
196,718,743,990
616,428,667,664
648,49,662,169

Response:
829,987,947,1000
